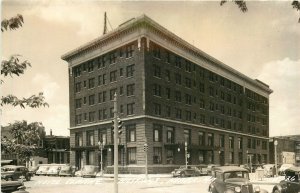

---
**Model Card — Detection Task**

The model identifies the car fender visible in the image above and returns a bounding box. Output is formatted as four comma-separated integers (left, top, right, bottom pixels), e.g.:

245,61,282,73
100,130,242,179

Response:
272,185,283,193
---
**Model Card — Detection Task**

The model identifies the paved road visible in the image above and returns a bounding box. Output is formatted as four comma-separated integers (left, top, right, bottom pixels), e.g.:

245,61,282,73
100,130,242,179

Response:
23,175,275,193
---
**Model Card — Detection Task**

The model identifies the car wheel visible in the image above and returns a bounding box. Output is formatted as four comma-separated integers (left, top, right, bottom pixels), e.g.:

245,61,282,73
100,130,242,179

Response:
180,173,186,177
26,175,31,181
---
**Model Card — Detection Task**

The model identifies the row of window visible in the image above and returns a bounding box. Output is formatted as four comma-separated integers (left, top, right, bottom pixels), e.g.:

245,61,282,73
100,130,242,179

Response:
74,64,135,93
75,103,135,125
73,44,135,77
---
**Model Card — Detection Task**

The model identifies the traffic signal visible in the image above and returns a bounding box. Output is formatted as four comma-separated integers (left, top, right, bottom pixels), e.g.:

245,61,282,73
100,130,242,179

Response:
143,143,148,152
118,119,123,134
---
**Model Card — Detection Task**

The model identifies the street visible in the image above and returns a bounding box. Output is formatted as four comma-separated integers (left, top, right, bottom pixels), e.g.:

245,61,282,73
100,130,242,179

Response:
23,175,276,193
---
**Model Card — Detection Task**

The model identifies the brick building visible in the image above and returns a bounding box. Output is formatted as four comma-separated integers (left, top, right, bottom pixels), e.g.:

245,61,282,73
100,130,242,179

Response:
62,15,273,173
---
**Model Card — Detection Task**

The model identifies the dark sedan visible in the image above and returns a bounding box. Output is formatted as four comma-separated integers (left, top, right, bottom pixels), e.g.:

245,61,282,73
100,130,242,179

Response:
1,166,32,181
171,166,201,177
272,166,300,193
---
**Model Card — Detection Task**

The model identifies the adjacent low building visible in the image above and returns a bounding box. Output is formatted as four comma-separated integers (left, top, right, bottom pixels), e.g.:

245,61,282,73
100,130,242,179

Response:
62,14,273,173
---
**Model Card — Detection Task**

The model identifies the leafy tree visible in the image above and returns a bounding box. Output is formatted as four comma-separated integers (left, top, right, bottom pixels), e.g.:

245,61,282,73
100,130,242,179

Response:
1,14,49,165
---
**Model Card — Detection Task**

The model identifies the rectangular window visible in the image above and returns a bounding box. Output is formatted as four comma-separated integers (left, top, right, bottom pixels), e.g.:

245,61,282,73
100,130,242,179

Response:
154,103,161,116
175,56,181,68
175,73,181,85
119,68,123,77
166,52,171,63
75,132,83,146
198,132,205,146
200,114,205,124
110,88,117,100
185,78,192,88
238,137,242,149
199,99,205,109
88,78,95,89
127,147,136,164
185,60,192,72
184,129,191,145
127,103,134,115
229,152,234,164
127,84,135,96
153,84,161,96
89,111,95,122
154,64,161,78
153,45,161,59
75,98,82,109
166,149,174,164
87,131,94,146
185,94,192,105
75,82,81,93
75,114,82,125
110,70,117,82
185,111,192,121
126,64,135,77
153,147,162,164
126,124,136,142
166,105,171,117
165,70,171,81
74,66,81,77
153,124,162,142
102,74,106,85
109,52,116,64
88,95,95,105
175,91,181,102
126,44,134,58
166,88,171,99
166,127,174,143
207,133,213,147
97,56,105,68
199,82,205,93
87,61,94,72
175,108,182,119
119,86,124,96
110,107,114,118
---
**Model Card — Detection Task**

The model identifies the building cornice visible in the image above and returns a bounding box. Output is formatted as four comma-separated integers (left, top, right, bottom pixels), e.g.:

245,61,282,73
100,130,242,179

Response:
61,14,272,95
69,115,269,140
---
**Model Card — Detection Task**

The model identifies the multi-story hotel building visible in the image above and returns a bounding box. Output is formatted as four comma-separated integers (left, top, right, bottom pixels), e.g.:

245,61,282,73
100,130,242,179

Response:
62,15,273,173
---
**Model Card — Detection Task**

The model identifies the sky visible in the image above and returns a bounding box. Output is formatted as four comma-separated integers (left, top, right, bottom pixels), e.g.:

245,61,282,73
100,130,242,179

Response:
1,0,300,137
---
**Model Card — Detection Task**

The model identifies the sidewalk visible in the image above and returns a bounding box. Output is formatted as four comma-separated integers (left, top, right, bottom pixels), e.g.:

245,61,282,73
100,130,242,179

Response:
249,173,284,185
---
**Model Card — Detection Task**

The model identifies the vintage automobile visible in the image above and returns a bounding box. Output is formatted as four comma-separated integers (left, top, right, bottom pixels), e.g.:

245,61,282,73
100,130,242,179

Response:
278,164,294,176
171,165,201,177
208,166,268,193
1,180,29,193
81,165,99,178
198,164,208,176
46,165,61,176
35,165,50,176
1,165,32,181
272,166,300,193
59,165,76,177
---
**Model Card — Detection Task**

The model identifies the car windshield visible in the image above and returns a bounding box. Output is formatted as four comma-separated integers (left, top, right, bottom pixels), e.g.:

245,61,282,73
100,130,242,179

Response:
285,170,299,182
82,166,96,172
224,171,249,179
2,167,15,172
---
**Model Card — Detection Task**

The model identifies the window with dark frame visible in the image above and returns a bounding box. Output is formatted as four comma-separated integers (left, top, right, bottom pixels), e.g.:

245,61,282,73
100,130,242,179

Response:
126,64,135,77
153,124,162,142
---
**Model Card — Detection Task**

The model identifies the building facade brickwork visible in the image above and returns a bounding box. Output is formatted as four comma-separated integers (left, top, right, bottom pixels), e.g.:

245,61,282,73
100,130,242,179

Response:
62,15,272,173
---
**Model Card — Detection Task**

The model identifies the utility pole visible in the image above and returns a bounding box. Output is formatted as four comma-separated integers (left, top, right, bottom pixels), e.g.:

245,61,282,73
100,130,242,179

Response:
185,142,188,168
144,143,148,179
113,93,118,193
274,140,278,177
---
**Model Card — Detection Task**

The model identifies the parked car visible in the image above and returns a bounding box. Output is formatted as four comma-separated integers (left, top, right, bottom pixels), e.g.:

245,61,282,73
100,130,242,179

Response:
208,166,268,193
171,166,201,177
1,165,32,181
198,164,208,175
278,164,294,176
272,166,300,193
81,165,99,178
207,164,220,176
1,180,29,193
35,166,50,176
47,165,61,176
59,165,76,177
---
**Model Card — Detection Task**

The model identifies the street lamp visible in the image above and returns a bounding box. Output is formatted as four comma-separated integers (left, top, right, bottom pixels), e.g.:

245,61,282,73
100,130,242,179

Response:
98,140,105,176
274,140,278,177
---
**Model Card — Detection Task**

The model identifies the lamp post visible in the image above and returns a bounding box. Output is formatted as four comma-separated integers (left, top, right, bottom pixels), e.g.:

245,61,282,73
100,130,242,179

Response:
185,142,188,168
98,140,105,176
274,140,278,177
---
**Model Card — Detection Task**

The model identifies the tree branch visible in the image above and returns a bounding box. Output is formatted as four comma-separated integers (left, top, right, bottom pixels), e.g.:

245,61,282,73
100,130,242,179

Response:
1,92,49,108
220,0,248,12
292,1,300,23
1,14,24,32
1,55,31,78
